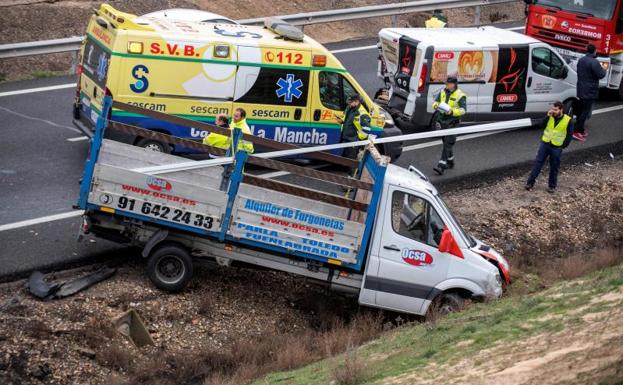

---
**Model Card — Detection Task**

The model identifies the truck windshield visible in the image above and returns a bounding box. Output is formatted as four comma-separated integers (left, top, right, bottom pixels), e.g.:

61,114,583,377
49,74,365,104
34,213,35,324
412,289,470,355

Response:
534,0,617,20
434,195,476,248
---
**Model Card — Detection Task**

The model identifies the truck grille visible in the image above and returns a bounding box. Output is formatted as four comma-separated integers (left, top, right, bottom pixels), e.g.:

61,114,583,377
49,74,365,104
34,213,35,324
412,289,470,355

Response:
532,26,592,51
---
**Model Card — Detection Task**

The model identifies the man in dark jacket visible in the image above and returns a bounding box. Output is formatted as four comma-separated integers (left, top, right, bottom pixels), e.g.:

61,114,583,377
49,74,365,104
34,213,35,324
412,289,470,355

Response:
526,101,574,193
574,43,606,141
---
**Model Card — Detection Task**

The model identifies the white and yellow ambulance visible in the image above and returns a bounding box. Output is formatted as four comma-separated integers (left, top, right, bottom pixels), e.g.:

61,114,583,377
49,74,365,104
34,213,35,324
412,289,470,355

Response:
73,4,402,160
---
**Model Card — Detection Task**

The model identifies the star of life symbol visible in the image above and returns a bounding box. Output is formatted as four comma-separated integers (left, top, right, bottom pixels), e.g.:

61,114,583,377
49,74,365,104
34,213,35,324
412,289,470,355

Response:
276,74,303,103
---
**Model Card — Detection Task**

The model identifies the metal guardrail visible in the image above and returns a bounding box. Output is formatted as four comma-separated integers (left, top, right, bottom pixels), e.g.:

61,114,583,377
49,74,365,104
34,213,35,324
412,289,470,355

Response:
0,0,516,59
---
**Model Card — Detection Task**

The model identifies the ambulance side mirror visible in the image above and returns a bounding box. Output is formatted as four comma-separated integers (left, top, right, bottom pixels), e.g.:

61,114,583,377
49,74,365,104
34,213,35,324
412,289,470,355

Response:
438,228,464,259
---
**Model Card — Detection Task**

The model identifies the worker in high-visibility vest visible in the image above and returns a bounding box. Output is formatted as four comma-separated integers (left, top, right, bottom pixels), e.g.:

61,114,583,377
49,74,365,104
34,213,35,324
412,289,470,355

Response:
203,108,254,155
425,9,448,28
526,101,574,193
432,76,466,175
335,94,371,162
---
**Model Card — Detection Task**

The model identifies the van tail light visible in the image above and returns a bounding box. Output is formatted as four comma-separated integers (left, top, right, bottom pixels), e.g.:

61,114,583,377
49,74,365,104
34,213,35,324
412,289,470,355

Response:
418,63,427,93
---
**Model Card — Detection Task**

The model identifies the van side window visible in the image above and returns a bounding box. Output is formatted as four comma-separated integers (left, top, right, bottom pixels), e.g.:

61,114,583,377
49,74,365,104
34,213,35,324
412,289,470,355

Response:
532,47,565,79
319,71,360,111
391,191,445,247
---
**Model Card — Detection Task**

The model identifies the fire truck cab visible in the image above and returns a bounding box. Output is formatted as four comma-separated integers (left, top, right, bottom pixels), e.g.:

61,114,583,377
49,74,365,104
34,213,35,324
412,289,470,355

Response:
525,0,623,99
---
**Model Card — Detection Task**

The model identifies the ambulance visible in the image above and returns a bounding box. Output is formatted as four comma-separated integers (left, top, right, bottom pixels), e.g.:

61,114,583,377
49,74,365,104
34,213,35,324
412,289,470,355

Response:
376,27,578,129
72,4,403,160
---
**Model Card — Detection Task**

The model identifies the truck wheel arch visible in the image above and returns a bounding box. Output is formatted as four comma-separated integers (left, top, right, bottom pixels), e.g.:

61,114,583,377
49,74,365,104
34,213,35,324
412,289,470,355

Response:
563,98,578,118
421,278,485,315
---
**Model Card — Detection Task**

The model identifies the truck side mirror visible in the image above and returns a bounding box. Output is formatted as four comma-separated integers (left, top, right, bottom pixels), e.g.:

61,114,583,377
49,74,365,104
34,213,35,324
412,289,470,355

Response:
561,66,569,79
523,0,533,4
438,227,464,259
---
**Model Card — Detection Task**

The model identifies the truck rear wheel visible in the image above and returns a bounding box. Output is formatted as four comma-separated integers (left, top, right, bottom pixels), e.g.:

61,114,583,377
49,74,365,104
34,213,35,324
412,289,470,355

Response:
136,138,170,154
146,244,193,292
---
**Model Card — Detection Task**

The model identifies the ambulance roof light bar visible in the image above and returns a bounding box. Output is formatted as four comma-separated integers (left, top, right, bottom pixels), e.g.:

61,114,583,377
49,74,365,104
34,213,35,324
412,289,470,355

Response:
264,17,304,42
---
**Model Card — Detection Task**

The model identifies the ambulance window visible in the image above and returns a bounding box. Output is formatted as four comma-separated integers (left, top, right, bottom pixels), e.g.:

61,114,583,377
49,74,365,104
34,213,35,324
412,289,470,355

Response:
532,47,565,79
319,71,362,111
236,68,309,107
391,191,444,247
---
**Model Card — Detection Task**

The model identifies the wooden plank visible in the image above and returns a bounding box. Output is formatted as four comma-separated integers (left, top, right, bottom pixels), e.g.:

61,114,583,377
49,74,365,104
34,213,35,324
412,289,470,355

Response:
350,167,374,223
246,157,373,190
109,120,370,190
108,121,226,156
112,101,357,168
242,175,368,212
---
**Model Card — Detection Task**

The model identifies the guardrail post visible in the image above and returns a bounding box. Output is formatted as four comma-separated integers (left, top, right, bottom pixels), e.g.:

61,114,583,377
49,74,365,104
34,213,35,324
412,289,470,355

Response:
391,15,397,28
474,5,482,26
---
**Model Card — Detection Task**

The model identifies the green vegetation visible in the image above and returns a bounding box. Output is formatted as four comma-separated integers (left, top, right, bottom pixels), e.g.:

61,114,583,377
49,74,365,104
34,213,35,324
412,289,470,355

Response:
255,263,623,385
31,70,65,79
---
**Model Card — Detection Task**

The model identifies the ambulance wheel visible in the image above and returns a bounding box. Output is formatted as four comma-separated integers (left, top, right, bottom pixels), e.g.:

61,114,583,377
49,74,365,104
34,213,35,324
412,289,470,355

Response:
146,244,193,292
136,138,170,154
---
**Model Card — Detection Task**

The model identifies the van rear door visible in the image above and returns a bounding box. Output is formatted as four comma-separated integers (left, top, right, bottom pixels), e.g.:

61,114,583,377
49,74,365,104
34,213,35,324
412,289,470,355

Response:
379,32,422,118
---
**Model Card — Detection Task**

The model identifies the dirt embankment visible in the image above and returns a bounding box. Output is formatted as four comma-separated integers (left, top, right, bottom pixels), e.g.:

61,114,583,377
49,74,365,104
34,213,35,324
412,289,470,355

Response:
0,0,526,81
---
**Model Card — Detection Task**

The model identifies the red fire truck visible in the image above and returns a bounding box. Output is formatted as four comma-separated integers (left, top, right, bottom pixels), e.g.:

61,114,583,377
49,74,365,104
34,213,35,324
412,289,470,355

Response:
524,0,623,99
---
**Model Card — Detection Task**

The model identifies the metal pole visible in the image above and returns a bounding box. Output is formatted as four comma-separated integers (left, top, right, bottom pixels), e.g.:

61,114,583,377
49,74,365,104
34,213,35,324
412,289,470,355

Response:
391,14,397,27
474,5,481,26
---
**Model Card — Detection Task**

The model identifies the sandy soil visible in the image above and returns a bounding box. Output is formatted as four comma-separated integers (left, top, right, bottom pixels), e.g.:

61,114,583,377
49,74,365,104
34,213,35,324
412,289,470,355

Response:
0,0,525,81
383,287,623,385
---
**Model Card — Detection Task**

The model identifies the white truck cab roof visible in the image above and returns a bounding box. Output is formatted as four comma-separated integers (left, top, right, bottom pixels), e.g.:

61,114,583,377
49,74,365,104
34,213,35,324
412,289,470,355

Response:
383,26,540,48
384,164,438,196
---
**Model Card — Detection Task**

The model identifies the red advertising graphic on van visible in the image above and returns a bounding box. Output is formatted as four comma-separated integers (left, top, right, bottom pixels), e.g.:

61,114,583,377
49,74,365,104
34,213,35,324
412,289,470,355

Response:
492,45,528,112
434,51,454,61
401,249,433,266
496,94,518,103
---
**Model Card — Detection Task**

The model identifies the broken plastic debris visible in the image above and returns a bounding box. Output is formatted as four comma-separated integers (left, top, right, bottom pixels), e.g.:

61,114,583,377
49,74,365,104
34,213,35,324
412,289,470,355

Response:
28,267,116,300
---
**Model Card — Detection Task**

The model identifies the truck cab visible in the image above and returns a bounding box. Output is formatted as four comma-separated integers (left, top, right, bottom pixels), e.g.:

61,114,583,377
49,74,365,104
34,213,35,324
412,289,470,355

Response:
524,0,623,98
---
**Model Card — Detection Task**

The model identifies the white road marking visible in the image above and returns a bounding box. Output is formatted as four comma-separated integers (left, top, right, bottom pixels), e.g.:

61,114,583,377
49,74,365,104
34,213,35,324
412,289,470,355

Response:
403,129,515,152
592,104,623,115
67,136,89,142
0,105,82,134
507,26,525,31
0,211,83,232
0,83,75,98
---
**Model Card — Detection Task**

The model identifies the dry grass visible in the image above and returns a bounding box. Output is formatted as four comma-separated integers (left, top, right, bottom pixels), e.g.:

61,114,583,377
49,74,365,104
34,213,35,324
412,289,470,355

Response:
332,350,369,385
197,293,215,316
541,247,623,282
96,344,134,372
126,312,383,385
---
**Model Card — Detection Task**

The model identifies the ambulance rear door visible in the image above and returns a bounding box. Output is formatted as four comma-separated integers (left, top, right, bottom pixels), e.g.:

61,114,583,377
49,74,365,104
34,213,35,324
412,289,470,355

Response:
233,45,313,147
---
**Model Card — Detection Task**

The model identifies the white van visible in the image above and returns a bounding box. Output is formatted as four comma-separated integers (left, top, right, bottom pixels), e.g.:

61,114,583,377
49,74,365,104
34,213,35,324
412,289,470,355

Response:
376,26,578,129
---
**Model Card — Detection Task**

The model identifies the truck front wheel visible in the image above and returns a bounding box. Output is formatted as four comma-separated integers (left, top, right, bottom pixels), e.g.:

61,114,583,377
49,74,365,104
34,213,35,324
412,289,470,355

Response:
146,244,193,292
427,292,464,321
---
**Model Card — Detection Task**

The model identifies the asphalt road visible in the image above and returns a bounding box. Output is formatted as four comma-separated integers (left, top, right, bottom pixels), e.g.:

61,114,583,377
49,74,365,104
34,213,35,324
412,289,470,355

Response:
1,23,622,279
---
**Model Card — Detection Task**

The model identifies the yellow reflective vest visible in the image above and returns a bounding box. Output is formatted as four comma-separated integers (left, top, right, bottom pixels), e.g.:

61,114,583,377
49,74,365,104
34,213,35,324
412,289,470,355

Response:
203,119,254,154
425,16,447,28
348,104,372,140
432,88,467,118
542,114,571,147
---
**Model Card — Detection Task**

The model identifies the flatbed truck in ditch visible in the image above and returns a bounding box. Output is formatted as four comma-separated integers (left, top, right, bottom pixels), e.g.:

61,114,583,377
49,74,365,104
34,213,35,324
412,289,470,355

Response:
77,96,510,316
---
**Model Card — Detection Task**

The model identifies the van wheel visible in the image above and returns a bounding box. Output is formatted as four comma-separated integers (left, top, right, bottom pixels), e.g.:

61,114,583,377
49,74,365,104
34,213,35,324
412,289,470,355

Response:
136,138,170,154
146,244,193,292
563,99,576,118
617,79,623,101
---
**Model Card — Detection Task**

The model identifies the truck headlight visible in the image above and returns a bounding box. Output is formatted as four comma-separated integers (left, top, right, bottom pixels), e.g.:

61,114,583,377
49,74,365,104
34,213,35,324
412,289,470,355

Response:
600,61,610,70
495,274,503,286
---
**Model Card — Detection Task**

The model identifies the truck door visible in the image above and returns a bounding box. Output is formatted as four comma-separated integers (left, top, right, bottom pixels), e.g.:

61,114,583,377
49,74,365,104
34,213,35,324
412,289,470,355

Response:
526,44,571,115
233,46,311,146
365,186,451,315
